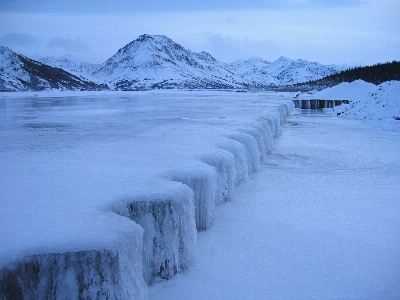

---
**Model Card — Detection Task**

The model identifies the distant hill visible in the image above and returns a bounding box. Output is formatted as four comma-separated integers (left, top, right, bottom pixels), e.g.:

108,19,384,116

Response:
0,46,109,92
230,56,346,87
37,55,101,82
278,61,400,92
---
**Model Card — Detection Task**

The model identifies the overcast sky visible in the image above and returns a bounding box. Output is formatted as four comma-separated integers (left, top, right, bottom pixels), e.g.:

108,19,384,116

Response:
0,0,399,66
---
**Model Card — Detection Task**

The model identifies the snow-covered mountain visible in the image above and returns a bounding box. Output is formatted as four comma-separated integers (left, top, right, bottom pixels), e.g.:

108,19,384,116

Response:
38,55,101,82
0,46,108,92
93,34,243,90
0,46,31,91
1,34,347,91
92,35,344,90
274,59,347,85
229,56,346,86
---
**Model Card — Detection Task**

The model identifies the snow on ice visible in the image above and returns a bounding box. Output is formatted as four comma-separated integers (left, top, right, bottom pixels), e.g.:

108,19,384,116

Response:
149,81,400,299
0,90,294,298
1,79,399,299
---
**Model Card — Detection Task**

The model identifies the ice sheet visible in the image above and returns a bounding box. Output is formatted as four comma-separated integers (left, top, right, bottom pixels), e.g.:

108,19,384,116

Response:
0,90,294,297
149,108,400,300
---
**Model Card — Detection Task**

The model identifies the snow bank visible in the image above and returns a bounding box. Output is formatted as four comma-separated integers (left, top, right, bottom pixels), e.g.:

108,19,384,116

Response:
314,79,377,101
315,80,400,132
0,91,294,298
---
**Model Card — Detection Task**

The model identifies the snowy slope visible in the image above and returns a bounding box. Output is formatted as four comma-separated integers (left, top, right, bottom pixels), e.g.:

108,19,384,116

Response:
0,46,108,92
276,59,345,85
229,57,275,86
230,57,272,73
38,55,101,82
314,79,377,100
314,80,400,132
230,56,345,87
93,34,244,90
0,46,34,91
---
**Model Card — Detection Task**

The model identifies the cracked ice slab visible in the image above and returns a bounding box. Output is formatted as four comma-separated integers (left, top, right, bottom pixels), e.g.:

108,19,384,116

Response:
0,90,294,297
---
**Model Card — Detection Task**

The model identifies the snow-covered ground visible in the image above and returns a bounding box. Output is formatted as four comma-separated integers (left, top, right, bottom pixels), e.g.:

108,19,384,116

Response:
313,80,400,132
149,109,400,300
0,90,293,298
1,81,399,299
148,81,400,299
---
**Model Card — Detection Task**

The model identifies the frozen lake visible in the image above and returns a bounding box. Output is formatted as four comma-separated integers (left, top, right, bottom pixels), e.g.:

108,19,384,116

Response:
1,90,399,299
0,91,293,298
149,110,400,300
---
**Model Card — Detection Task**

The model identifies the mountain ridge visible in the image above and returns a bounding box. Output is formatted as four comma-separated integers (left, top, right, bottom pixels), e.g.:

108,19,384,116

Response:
1,34,347,92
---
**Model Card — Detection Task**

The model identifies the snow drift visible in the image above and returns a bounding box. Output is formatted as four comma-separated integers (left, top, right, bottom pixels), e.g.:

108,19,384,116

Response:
312,80,400,132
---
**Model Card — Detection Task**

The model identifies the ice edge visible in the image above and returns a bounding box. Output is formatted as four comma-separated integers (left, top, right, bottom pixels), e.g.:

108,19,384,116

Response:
0,102,294,299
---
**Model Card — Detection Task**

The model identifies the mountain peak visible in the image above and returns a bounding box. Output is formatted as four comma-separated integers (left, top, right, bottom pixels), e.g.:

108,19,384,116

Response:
136,34,169,43
94,34,245,90
0,45,16,57
248,57,264,62
196,51,217,63
0,46,22,70
115,34,182,57
229,57,271,73
276,56,293,62
0,45,10,51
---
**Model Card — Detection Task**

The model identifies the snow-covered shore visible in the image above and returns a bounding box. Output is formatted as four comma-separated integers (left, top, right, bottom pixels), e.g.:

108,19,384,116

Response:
149,102,400,300
148,81,400,299
313,80,400,132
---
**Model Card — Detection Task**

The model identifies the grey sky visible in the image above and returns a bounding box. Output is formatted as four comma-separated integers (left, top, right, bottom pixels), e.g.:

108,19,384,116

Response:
0,0,399,66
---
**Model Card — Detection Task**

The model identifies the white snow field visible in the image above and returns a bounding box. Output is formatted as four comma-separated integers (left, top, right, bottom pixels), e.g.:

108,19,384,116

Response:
149,108,400,300
0,90,293,299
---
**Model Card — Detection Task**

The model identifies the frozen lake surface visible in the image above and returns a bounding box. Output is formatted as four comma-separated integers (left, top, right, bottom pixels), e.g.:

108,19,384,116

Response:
1,89,399,299
0,91,293,298
149,110,400,300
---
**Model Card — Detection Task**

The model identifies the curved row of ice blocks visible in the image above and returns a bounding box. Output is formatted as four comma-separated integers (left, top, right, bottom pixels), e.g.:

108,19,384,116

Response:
0,92,294,299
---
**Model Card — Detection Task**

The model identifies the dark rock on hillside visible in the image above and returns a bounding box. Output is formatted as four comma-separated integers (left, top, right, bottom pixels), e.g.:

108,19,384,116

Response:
0,46,109,92
17,55,109,91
